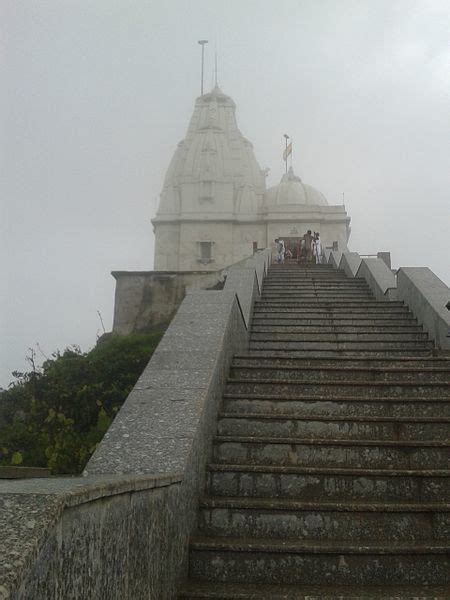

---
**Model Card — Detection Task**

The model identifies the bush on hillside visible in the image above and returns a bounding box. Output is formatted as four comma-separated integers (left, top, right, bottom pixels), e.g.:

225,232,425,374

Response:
0,333,162,474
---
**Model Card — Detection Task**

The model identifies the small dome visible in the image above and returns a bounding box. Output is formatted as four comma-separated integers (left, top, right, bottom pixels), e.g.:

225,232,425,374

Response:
265,167,328,207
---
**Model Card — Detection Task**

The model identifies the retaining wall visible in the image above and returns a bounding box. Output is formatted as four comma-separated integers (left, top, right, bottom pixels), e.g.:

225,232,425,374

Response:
0,249,271,599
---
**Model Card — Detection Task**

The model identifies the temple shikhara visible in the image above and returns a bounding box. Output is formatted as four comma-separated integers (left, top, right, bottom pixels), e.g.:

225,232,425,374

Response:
152,86,350,271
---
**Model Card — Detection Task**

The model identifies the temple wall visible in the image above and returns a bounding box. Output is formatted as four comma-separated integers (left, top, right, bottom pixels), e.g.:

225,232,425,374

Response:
111,269,226,335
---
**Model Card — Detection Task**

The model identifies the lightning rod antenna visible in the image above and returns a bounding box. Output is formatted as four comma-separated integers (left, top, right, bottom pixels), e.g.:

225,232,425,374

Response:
198,40,208,96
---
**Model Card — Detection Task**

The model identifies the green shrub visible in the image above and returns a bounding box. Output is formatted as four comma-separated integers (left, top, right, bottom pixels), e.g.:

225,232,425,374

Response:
0,333,162,474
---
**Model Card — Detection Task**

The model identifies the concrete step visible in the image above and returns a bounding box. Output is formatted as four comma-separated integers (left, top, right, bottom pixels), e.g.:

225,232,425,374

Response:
255,300,406,307
217,413,450,441
178,581,450,599
262,284,370,289
261,287,371,292
235,349,440,367
251,317,417,326
225,379,448,398
249,341,434,352
251,325,425,334
262,289,368,292
243,348,434,358
250,332,430,343
206,464,450,502
198,497,450,541
264,277,367,282
233,354,450,369
223,393,450,417
188,536,450,585
261,293,374,299
249,340,433,356
212,436,450,469
253,307,411,315
265,277,351,282
230,364,450,383
266,272,350,275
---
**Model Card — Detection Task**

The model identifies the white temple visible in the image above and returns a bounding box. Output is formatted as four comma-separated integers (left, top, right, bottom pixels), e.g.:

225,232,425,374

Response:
152,86,351,271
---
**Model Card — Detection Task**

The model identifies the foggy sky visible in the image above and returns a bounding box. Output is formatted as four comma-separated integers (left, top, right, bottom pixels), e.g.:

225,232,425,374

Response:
2,0,449,387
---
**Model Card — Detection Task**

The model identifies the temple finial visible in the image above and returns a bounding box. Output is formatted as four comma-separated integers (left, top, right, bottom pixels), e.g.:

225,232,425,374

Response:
214,51,218,87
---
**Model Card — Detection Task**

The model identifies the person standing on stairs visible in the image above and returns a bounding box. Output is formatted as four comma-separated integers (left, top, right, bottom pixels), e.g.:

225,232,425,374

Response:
277,238,285,263
302,230,314,263
313,231,322,264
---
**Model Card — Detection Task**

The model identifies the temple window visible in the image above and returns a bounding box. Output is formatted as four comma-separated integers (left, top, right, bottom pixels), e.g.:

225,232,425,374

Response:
198,241,213,264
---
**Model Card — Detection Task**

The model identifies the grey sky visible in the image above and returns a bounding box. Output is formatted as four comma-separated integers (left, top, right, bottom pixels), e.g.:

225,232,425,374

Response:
2,0,449,387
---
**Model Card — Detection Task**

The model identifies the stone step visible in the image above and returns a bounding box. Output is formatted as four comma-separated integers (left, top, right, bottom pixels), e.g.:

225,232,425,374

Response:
264,277,367,282
262,286,371,292
217,413,450,441
178,581,450,600
250,332,430,343
212,436,450,469
188,536,450,585
251,317,417,326
206,464,450,502
245,348,434,358
265,278,355,283
230,365,450,382
253,307,411,315
255,300,406,307
264,280,354,285
225,379,448,398
262,284,370,289
198,497,450,541
249,341,434,352
261,293,374,299
233,354,449,369
266,268,344,281
241,346,438,364
249,340,433,356
267,268,352,272
251,325,424,334
223,393,450,417
262,288,366,292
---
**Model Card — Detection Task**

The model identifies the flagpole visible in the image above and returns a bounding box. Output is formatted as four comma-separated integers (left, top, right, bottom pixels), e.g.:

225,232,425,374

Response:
283,134,289,174
198,40,208,96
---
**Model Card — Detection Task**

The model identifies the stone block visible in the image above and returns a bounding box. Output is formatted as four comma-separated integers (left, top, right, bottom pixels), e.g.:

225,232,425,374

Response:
339,252,361,278
356,258,397,301
397,267,450,349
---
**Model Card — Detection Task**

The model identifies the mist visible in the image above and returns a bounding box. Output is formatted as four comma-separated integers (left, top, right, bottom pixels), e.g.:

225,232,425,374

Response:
2,0,449,387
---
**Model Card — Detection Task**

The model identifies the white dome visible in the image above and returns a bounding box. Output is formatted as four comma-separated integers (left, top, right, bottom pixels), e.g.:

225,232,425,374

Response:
265,167,328,207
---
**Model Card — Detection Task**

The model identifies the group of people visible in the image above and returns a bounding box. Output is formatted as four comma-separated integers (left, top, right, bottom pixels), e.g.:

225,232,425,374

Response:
274,230,323,264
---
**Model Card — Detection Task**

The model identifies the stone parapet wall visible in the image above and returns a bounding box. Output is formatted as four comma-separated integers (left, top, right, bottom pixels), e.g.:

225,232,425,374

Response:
355,258,397,301
1,475,181,600
0,249,272,599
397,267,450,350
329,251,449,349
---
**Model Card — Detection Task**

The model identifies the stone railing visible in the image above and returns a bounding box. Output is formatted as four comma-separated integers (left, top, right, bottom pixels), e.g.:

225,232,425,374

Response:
0,249,272,600
325,249,450,350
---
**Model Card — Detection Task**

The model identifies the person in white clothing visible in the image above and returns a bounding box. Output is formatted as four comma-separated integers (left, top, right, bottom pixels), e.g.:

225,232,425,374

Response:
313,232,322,264
278,239,285,263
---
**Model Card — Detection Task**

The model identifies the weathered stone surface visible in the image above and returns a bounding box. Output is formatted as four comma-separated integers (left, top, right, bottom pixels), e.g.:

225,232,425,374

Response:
179,262,450,597
339,252,361,278
0,475,182,600
356,258,397,301
397,267,450,350
111,270,226,335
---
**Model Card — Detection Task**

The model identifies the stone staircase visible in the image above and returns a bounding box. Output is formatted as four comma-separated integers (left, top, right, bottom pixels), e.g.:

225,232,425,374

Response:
178,263,450,599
